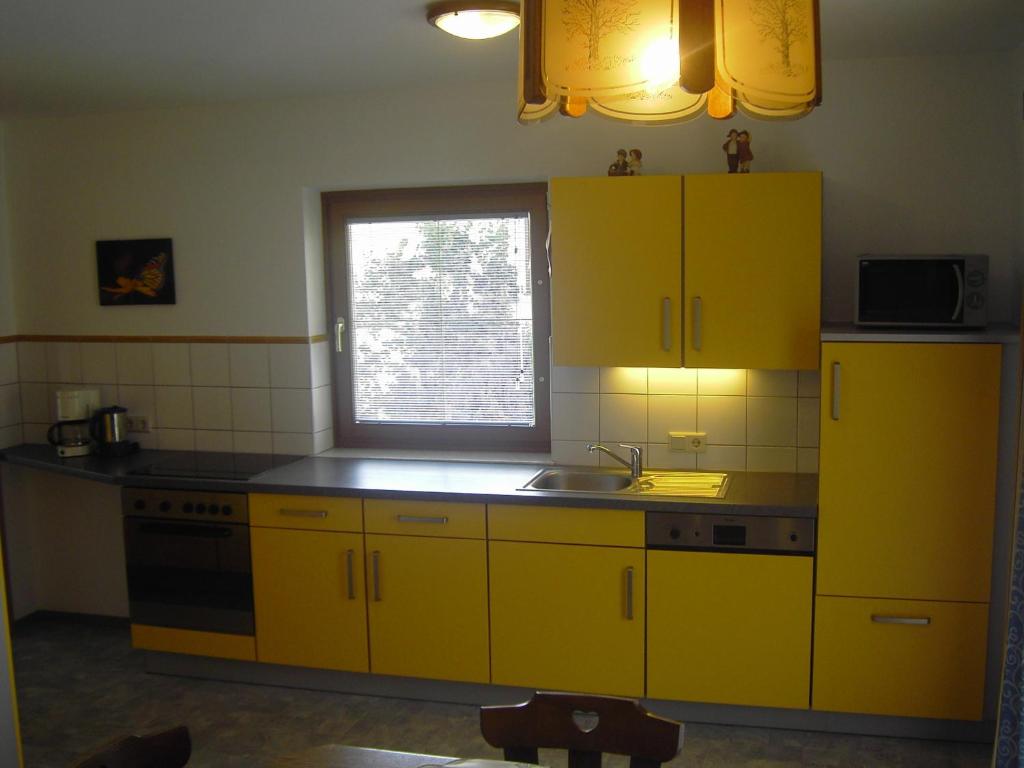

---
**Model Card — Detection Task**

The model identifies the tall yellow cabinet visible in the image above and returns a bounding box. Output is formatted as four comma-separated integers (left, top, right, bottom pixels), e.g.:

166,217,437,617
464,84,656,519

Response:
813,341,1001,720
549,172,821,369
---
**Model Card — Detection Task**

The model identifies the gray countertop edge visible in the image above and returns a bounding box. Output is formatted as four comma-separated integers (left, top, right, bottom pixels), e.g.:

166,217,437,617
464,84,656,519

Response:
0,445,818,519
821,322,1019,344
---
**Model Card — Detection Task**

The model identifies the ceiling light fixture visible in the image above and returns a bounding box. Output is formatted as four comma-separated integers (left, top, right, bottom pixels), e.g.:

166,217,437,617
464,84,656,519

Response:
517,0,821,124
427,1,521,40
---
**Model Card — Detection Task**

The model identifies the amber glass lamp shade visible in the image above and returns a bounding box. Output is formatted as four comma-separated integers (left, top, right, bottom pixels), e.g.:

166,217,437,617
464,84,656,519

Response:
517,0,821,124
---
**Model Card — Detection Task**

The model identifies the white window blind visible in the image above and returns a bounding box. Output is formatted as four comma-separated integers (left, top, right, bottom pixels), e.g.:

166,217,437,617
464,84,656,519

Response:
346,215,536,427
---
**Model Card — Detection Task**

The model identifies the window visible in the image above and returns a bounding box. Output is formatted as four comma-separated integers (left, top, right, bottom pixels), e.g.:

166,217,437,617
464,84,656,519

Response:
323,184,550,451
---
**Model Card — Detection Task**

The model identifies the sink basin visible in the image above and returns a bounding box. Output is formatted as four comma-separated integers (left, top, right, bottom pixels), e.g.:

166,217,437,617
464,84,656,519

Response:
522,469,635,492
519,467,730,498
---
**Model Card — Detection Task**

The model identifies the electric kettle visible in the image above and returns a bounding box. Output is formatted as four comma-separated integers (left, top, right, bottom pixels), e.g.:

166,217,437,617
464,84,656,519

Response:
90,406,138,457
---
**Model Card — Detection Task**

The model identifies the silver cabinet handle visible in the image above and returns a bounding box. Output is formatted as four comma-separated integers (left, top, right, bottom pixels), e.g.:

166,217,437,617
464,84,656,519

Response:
396,515,449,525
345,549,355,600
952,264,964,321
830,362,841,421
279,509,328,518
871,614,931,626
371,550,381,602
335,317,346,353
691,296,703,351
661,297,672,352
624,566,635,620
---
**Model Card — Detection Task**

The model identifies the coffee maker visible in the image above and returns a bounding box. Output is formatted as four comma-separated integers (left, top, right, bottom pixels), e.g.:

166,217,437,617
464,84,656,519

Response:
47,389,100,457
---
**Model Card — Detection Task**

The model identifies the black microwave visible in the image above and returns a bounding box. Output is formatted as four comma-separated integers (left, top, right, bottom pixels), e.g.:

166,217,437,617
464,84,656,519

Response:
856,254,988,328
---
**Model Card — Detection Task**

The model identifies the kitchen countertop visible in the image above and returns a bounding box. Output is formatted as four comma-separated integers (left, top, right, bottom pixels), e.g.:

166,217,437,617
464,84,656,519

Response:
0,443,818,518
821,322,1019,343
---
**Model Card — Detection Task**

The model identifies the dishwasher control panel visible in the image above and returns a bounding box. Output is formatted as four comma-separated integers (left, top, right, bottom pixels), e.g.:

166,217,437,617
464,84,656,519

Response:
646,511,814,554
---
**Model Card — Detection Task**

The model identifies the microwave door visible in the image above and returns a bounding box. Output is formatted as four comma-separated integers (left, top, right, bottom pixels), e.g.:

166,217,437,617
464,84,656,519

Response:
858,259,965,325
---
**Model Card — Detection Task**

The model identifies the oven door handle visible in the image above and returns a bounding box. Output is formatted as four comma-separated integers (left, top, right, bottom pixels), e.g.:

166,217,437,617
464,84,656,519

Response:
136,522,234,539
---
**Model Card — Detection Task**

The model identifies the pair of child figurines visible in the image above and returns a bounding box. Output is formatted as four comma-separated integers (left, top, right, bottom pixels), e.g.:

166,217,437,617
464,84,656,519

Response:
723,130,753,173
608,149,643,176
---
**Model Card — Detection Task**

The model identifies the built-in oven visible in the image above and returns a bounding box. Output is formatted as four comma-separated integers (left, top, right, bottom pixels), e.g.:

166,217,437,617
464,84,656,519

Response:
122,488,253,636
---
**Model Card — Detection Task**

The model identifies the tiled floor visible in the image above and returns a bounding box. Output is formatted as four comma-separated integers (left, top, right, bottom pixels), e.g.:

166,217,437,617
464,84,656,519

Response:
12,614,991,767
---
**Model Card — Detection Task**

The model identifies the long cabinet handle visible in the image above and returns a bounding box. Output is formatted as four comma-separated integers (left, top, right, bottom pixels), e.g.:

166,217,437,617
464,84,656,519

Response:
661,297,672,352
691,296,703,351
396,515,449,525
371,550,381,602
624,566,635,620
871,614,931,626
345,549,355,600
279,509,328,519
830,362,841,421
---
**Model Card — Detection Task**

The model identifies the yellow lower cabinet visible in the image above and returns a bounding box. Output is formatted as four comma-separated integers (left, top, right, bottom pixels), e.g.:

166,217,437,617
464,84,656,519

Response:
647,551,812,709
812,595,988,720
251,527,368,672
489,541,645,696
365,534,489,683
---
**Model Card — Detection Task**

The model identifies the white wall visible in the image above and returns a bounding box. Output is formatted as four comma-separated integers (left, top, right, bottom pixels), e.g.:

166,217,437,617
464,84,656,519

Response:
2,50,1021,339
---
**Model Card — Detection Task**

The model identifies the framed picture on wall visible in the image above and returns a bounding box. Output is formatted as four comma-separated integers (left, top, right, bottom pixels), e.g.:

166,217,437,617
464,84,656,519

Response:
96,238,176,306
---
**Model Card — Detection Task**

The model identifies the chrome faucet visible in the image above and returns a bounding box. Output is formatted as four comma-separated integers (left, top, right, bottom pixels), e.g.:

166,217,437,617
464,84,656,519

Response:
587,443,643,478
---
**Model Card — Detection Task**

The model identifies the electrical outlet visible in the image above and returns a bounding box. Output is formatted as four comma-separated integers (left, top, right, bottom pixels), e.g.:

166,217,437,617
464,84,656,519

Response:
668,431,707,453
126,415,151,433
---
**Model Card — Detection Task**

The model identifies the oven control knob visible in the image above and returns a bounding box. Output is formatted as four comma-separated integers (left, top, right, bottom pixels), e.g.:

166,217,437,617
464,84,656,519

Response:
669,527,681,540
208,504,220,515
222,505,233,516
195,503,206,514
133,499,146,511
183,502,194,514
159,501,171,512
790,533,798,542
966,292,985,310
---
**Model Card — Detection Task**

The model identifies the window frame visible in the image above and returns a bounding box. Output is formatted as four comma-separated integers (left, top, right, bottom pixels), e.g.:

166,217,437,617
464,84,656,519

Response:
323,183,551,452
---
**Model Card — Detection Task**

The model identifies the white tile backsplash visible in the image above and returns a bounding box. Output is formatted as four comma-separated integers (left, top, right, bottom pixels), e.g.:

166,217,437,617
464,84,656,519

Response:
234,431,273,454
231,388,272,432
115,343,153,385
155,386,194,429
229,344,270,388
747,396,797,447
22,422,48,444
747,446,797,472
797,447,819,473
550,393,599,441
193,387,233,430
271,388,314,433
697,369,746,396
0,384,21,428
17,342,46,383
273,431,314,456
312,385,333,432
312,428,334,454
552,366,599,393
117,385,156,423
648,395,697,443
46,342,82,383
599,367,647,394
747,370,798,397
190,344,231,387
80,343,118,384
0,344,18,386
0,424,22,449
600,394,647,443
648,367,697,395
551,440,599,466
19,382,49,423
697,395,746,445
195,429,234,452
698,444,746,471
797,397,820,448
311,342,332,389
798,369,821,398
153,343,192,386
270,344,312,389
158,428,195,451
646,443,698,470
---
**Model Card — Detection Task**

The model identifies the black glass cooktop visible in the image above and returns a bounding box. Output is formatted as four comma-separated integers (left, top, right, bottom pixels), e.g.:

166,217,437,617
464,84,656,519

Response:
127,451,303,481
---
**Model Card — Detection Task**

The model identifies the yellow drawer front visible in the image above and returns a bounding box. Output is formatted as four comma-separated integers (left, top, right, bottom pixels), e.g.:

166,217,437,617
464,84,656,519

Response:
364,499,485,539
812,596,988,720
488,504,644,547
130,624,256,661
249,494,362,532
647,551,812,709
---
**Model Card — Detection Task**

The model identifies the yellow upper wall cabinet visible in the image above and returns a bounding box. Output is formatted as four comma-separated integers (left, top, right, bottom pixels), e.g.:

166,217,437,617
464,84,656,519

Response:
818,342,1000,602
251,527,368,672
365,534,489,684
647,550,812,709
683,173,821,370
490,541,645,697
550,176,683,367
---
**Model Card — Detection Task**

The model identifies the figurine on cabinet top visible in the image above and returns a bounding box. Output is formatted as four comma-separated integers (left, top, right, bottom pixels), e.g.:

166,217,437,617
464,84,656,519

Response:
608,149,630,176
737,130,753,173
628,149,643,176
723,129,740,173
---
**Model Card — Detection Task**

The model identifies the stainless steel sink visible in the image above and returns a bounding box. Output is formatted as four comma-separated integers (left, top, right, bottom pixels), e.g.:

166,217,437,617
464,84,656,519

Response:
519,468,730,498
523,469,635,492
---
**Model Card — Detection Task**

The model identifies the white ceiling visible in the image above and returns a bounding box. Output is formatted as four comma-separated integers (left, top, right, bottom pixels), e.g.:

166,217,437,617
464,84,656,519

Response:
0,0,1021,117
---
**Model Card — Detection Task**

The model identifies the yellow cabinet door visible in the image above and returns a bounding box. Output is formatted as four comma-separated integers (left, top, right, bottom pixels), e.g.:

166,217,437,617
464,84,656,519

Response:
489,541,645,696
818,342,1000,602
550,176,683,367
684,173,821,369
365,535,489,683
251,528,368,672
647,551,812,709
813,595,988,720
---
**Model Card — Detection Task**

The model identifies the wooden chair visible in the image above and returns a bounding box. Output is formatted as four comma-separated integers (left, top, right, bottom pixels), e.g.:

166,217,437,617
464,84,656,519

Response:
73,725,191,768
480,692,683,768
